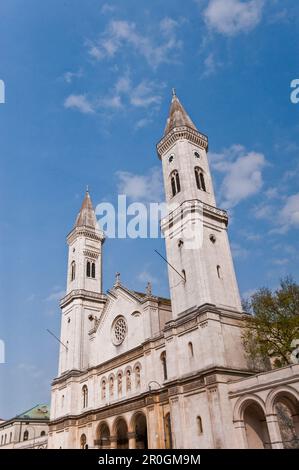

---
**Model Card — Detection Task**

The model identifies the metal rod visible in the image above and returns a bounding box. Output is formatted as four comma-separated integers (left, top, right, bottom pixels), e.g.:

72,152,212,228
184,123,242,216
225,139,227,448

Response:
46,329,68,350
154,249,186,282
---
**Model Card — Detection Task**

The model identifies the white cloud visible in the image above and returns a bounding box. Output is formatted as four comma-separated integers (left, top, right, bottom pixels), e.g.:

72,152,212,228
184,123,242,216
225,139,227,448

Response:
231,242,249,259
135,117,152,130
272,258,289,266
64,94,94,114
101,3,116,14
280,193,299,229
98,95,123,109
130,81,162,108
202,52,222,77
203,0,264,36
87,18,182,68
63,69,83,83
210,144,266,208
45,288,65,302
137,270,159,285
116,167,164,202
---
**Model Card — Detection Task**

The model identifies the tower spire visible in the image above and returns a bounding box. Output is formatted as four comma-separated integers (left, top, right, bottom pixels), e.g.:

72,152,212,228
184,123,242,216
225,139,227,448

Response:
75,190,97,229
164,91,197,136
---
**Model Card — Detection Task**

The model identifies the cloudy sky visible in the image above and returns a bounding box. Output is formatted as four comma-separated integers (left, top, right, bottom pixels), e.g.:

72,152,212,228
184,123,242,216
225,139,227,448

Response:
0,0,299,418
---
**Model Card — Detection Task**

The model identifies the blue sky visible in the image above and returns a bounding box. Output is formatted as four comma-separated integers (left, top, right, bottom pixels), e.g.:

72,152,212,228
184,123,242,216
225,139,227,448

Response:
0,0,299,419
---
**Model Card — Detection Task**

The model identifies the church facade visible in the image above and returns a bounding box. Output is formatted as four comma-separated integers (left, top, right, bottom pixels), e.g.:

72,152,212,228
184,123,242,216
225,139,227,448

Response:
48,93,299,449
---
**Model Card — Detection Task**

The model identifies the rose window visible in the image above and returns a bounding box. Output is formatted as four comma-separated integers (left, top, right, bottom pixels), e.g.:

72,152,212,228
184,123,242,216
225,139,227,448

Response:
112,316,127,345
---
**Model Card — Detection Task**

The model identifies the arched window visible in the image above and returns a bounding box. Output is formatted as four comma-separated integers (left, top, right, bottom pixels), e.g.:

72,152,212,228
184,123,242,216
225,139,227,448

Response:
135,365,141,389
217,265,222,279
82,385,88,408
164,413,173,449
4,434,6,444
71,261,76,281
188,342,194,358
101,379,106,400
200,172,206,192
91,262,96,279
161,351,168,381
194,167,206,192
170,170,181,197
9,432,12,443
197,416,203,434
126,370,132,393
23,430,29,441
109,376,114,398
86,261,91,278
80,433,87,449
117,373,122,396
41,431,46,437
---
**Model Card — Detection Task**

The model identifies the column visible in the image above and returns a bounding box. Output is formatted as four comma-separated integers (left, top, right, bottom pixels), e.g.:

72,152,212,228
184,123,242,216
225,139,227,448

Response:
266,414,283,449
128,432,136,449
232,420,247,449
110,436,117,449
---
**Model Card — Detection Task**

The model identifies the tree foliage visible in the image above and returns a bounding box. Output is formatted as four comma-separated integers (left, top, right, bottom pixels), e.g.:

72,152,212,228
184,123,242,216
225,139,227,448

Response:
242,277,299,369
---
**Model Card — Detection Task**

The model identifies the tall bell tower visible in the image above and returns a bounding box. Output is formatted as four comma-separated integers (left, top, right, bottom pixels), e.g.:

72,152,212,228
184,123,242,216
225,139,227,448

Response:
58,190,106,375
157,91,242,317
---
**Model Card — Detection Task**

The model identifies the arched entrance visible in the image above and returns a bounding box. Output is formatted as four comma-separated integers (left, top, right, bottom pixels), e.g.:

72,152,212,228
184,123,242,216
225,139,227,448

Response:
243,402,271,449
116,418,129,449
133,412,148,449
273,391,299,448
97,422,111,449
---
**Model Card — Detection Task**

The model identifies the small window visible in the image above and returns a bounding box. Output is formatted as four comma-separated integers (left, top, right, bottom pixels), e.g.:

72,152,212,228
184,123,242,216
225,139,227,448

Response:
41,431,46,437
194,151,200,159
195,167,207,192
170,170,181,197
188,342,194,358
197,416,203,434
161,351,168,380
91,262,96,279
86,261,91,278
182,269,186,282
71,261,76,281
82,385,88,408
23,430,29,441
210,234,216,244
169,154,174,163
217,265,222,279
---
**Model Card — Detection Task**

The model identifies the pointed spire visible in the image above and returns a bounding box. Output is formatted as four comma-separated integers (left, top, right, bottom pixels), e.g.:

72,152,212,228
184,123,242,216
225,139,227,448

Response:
75,189,97,229
164,90,197,136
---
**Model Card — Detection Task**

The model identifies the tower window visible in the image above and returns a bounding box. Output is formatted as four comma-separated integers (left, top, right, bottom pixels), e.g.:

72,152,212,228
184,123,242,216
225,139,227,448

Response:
195,167,207,192
194,151,200,159
197,416,203,434
23,430,29,441
161,351,168,380
71,261,76,281
170,170,181,197
168,154,174,163
91,262,96,279
86,261,91,278
217,265,222,279
82,385,88,408
188,342,194,358
182,269,186,282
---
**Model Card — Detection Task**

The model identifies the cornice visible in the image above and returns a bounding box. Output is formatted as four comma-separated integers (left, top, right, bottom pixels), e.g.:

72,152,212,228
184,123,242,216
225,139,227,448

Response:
156,126,208,158
60,289,107,308
67,226,105,245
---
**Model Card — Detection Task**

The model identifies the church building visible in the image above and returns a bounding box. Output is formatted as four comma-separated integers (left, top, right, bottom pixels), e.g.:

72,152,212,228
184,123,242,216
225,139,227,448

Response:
48,92,299,449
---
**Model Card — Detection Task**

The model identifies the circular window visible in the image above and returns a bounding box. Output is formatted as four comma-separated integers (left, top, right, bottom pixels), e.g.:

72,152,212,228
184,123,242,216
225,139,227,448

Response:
210,234,216,244
168,154,174,163
194,151,200,159
112,316,127,345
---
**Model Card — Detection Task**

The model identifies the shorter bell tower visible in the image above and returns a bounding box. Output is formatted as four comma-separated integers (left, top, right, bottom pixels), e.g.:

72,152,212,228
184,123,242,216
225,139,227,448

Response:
58,190,106,375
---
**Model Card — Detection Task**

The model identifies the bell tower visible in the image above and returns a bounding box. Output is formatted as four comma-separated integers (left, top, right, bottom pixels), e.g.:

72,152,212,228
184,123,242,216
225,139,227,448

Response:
157,91,242,317
58,190,106,375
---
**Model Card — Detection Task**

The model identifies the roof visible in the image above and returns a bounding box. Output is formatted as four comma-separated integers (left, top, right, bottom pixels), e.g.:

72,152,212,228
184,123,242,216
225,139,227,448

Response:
75,190,97,229
15,404,50,421
164,91,197,136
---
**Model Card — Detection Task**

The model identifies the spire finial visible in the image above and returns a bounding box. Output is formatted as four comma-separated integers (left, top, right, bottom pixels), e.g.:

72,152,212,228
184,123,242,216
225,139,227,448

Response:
172,88,176,97
115,272,121,286
86,185,89,193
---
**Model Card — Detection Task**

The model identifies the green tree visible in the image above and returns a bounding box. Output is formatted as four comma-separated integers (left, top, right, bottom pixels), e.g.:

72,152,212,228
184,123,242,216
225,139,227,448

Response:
242,277,299,369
